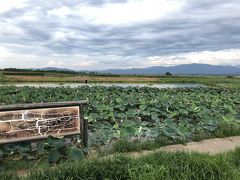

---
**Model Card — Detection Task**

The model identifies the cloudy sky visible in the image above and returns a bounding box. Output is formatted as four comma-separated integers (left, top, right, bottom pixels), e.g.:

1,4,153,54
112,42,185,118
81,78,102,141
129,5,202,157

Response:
0,0,240,70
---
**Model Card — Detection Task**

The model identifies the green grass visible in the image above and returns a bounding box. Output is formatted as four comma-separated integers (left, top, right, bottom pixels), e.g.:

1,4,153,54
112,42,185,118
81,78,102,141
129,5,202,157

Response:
0,172,18,180
0,74,8,82
2,124,238,180
110,122,240,153
111,136,183,153
2,121,239,178
2,122,238,176
2,147,234,180
0,159,36,171
155,76,240,88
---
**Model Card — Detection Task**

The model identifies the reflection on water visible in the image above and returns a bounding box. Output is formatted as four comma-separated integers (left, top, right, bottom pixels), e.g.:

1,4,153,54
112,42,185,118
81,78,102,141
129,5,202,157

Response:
0,83,206,89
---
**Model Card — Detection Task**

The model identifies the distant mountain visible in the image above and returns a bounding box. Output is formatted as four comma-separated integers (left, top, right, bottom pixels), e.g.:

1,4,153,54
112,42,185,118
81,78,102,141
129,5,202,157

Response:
100,64,240,75
40,67,74,72
37,64,240,75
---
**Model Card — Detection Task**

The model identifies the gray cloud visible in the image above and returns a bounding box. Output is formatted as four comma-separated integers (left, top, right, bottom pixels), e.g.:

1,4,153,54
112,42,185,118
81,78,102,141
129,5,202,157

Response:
84,0,128,6
0,0,240,69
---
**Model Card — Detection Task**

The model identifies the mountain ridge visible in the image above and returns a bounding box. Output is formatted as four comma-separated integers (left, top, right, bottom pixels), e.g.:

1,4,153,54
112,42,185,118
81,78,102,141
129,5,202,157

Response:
99,63,240,75
40,67,74,72
39,64,240,75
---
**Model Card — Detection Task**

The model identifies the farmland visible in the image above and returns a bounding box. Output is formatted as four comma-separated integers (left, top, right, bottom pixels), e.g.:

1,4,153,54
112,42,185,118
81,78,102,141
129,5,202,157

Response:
0,86,239,147
0,85,239,179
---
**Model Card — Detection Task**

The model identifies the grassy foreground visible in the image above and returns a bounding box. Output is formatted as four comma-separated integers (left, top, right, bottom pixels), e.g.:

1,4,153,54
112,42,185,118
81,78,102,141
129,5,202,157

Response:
1,147,240,180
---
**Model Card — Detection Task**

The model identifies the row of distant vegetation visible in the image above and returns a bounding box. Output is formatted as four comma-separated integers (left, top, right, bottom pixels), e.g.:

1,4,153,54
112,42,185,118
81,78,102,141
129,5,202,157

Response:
0,68,175,77
0,68,240,88
0,68,114,76
2,68,238,77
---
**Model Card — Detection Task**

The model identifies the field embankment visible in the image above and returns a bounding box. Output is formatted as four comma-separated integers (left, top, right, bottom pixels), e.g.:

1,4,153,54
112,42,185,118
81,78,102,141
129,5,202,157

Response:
0,70,240,88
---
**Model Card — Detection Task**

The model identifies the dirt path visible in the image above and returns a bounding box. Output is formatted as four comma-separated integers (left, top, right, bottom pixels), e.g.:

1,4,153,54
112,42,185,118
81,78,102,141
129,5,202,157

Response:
128,136,240,158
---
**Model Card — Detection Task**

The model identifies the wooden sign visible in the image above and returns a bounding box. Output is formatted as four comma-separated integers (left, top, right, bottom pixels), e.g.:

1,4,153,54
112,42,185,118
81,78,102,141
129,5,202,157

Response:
0,101,88,145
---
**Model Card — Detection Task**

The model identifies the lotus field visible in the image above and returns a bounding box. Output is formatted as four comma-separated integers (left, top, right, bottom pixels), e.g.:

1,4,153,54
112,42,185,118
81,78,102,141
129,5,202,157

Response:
0,86,239,146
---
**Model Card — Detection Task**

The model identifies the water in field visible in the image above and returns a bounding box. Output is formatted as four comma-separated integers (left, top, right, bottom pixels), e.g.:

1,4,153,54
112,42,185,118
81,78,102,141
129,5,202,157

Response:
0,83,206,89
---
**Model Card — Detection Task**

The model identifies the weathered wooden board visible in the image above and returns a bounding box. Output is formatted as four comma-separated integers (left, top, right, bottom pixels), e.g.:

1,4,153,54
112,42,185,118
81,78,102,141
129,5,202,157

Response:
0,106,80,144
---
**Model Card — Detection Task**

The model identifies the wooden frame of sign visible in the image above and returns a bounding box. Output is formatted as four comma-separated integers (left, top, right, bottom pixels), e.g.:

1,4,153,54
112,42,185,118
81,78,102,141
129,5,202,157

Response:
0,100,88,147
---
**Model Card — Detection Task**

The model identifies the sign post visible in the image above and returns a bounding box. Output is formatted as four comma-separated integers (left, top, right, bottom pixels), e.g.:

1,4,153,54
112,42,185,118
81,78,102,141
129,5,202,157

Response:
0,101,88,146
